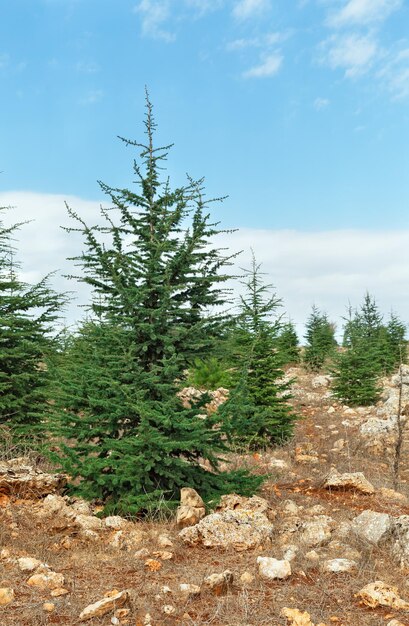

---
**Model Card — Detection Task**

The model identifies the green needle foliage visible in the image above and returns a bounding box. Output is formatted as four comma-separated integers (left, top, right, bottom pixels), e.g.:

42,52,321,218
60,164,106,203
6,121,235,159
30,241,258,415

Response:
385,312,407,372
0,207,65,437
275,320,300,365
220,255,297,450
48,94,263,514
303,305,337,371
332,294,406,405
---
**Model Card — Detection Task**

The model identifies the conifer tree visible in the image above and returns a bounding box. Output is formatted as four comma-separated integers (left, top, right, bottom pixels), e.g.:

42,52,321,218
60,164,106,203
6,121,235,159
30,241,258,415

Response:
341,294,405,376
0,207,65,436
303,305,337,371
275,320,300,365
220,255,297,449
48,94,262,513
331,295,406,405
331,339,381,406
385,312,407,371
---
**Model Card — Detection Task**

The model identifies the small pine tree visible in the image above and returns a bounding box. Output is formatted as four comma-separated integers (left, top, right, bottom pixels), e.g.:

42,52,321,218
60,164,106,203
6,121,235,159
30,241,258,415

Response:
48,94,262,513
303,305,337,371
0,207,65,437
220,255,297,449
385,312,407,371
187,357,232,390
275,320,300,365
331,339,381,406
342,294,405,377
331,294,406,405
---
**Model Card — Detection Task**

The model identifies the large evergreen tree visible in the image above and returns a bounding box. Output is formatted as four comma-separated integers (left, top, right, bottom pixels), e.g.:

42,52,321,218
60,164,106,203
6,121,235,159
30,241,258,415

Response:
0,207,65,436
220,255,297,449
48,94,262,514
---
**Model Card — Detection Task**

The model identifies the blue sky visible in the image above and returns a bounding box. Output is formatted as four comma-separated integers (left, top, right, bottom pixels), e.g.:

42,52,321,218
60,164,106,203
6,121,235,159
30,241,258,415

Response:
1,0,409,332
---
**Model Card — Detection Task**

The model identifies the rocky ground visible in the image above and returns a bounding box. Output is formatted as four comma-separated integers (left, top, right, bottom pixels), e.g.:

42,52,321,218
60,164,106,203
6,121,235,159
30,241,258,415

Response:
2,367,409,625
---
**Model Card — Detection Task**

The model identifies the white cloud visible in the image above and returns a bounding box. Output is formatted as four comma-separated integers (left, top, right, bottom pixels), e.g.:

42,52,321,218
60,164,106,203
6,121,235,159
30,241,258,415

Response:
0,191,106,328
222,228,409,338
327,0,402,28
232,0,270,20
320,33,378,77
378,46,409,99
2,191,408,338
185,0,224,15
226,32,288,51
313,97,330,110
243,52,283,78
133,0,175,42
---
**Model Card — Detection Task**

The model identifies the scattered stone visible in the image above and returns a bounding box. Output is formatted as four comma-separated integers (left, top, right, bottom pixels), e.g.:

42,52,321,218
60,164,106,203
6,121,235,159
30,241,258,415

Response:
343,408,356,416
331,439,345,452
387,620,406,626
180,509,274,551
359,417,396,456
51,587,69,597
179,583,201,598
324,468,375,494
76,514,103,531
157,534,173,548
281,607,314,625
27,570,65,590
134,548,150,559
281,499,301,515
326,540,361,562
351,510,393,545
0,587,14,606
295,445,319,464
379,488,408,503
177,386,228,413
306,505,326,516
203,570,233,595
283,544,299,562
257,557,291,580
356,581,409,610
0,460,66,497
114,608,130,619
104,516,128,530
70,498,93,515
298,516,334,547
43,602,55,612
176,487,206,528
79,590,129,621
305,550,320,563
17,557,43,572
240,571,254,584
152,550,173,560
392,516,409,567
144,559,162,572
269,458,289,470
39,494,77,524
312,375,331,388
216,494,269,516
162,605,176,615
322,558,357,573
